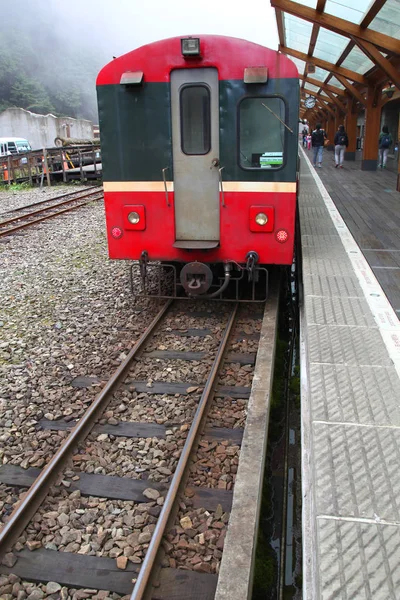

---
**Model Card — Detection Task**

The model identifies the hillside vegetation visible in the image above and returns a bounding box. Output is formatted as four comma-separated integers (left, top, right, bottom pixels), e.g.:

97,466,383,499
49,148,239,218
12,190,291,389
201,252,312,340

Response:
0,3,109,123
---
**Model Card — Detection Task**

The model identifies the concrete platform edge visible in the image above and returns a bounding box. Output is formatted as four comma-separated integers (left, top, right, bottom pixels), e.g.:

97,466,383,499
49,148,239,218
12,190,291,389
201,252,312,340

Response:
214,285,279,600
299,145,400,599
300,299,319,600
299,146,400,377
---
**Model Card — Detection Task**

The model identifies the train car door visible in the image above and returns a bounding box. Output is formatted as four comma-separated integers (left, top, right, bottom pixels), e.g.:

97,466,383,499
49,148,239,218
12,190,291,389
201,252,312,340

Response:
171,68,219,247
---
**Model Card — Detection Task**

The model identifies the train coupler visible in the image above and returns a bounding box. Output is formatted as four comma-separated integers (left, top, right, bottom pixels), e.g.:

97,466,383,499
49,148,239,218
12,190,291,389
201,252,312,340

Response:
246,251,260,282
130,259,268,302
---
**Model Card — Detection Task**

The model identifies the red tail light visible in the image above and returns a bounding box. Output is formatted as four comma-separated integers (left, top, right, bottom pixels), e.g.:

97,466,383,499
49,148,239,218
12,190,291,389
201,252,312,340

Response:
276,229,288,243
111,226,123,239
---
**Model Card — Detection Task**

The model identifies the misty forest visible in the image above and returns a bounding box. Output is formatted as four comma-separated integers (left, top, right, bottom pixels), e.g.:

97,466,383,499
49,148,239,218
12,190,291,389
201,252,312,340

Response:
0,2,117,124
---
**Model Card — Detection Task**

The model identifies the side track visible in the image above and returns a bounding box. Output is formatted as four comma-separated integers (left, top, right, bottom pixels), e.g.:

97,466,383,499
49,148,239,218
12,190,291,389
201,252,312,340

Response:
0,188,103,237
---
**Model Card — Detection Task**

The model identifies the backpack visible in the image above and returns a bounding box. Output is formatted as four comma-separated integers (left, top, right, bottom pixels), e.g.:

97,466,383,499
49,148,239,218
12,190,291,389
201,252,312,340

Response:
312,130,324,146
339,134,347,145
381,134,390,149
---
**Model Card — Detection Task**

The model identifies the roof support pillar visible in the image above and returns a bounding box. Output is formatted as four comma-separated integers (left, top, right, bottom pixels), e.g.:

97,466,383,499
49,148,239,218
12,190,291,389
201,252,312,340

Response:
334,108,342,136
325,114,335,151
344,96,358,161
362,87,382,171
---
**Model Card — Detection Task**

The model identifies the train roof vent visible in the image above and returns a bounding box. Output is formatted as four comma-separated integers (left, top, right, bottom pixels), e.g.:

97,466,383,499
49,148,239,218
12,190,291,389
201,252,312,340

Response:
244,67,268,84
120,71,144,85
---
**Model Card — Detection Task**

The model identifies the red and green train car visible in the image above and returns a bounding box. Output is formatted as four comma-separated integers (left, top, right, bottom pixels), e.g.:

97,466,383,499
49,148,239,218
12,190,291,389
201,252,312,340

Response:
96,35,299,300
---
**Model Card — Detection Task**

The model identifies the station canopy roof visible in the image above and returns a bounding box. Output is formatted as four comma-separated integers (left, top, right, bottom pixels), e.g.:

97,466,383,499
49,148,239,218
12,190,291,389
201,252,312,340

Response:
270,0,400,119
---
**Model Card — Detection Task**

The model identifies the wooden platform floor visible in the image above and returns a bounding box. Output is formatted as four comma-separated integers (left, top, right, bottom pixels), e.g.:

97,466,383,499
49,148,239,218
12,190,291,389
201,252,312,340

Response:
303,148,400,317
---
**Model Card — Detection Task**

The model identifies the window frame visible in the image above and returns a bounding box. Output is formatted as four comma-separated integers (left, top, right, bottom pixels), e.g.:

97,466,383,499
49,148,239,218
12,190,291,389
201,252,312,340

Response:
179,82,212,156
16,141,30,152
237,94,289,172
7,142,17,154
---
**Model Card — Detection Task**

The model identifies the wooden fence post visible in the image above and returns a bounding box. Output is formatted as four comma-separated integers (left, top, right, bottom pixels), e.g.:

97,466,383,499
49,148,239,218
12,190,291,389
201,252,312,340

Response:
28,155,33,186
7,156,12,186
43,149,51,187
92,149,97,177
60,150,67,183
79,151,84,183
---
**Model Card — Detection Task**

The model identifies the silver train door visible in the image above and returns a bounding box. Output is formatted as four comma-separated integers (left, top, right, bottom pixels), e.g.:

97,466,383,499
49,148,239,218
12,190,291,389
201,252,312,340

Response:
171,68,220,248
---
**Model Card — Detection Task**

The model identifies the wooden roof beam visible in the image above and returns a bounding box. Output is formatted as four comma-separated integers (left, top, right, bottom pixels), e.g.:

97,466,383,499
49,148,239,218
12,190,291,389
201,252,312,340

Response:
271,0,399,54
368,56,400,87
303,0,327,90
352,38,400,90
318,94,339,109
309,0,327,51
276,9,286,47
301,67,308,89
335,75,366,105
280,46,368,85
322,0,389,87
316,98,336,117
322,90,347,113
300,75,347,96
360,0,388,28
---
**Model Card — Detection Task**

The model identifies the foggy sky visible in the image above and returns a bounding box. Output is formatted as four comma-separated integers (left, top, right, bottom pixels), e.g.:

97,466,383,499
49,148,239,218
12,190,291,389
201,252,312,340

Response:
0,0,279,123
45,0,279,63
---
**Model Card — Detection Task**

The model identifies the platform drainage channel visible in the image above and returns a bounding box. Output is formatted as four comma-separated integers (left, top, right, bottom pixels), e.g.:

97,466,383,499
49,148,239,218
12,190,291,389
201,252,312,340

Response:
252,267,302,600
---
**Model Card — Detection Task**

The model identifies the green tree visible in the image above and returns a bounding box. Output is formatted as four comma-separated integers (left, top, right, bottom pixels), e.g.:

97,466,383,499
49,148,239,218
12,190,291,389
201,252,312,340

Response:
0,2,102,122
10,74,54,114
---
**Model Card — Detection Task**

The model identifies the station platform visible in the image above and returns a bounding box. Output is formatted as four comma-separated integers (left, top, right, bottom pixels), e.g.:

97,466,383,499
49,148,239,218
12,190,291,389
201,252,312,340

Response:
298,146,400,599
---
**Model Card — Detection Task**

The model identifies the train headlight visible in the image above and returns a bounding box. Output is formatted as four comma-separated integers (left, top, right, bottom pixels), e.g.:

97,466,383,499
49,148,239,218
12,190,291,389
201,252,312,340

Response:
249,206,274,232
123,205,146,231
255,213,268,226
181,37,200,56
128,211,140,224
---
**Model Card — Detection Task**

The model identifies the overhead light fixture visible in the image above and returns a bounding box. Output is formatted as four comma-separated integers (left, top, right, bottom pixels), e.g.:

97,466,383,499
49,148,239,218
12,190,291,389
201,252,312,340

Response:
181,37,200,56
383,85,395,99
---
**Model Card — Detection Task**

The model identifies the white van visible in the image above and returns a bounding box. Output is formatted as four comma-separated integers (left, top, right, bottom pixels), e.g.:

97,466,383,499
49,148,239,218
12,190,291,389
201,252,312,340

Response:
0,137,32,158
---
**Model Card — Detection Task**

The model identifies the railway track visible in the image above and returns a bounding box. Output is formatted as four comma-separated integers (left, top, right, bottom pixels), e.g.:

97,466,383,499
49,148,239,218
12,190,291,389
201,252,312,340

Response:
0,293,279,599
0,188,103,237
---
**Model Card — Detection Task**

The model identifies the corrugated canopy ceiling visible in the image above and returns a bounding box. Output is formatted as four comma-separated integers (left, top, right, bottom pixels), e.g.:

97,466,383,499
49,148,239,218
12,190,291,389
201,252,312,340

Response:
271,0,400,118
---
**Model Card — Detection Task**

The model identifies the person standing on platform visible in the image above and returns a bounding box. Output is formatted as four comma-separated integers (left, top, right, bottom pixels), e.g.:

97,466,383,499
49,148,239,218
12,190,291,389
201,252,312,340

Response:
311,123,327,168
302,127,308,148
334,125,349,168
378,125,392,169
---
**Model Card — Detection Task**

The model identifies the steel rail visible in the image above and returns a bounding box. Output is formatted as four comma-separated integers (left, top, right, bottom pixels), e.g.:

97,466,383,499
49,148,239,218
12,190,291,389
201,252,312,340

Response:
0,186,100,217
0,299,173,559
0,190,103,228
130,302,239,600
279,288,297,600
0,195,103,237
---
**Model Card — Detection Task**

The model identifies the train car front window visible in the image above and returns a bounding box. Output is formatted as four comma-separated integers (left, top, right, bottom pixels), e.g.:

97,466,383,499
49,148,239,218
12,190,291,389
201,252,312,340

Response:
239,97,286,170
180,85,211,155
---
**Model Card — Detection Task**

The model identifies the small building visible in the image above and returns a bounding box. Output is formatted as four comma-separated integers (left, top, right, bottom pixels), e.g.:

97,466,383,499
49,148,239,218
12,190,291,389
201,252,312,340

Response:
0,107,95,151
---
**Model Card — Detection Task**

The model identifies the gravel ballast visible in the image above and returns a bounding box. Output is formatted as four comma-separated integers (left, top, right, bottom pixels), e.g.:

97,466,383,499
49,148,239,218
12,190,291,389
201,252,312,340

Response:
0,189,159,519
